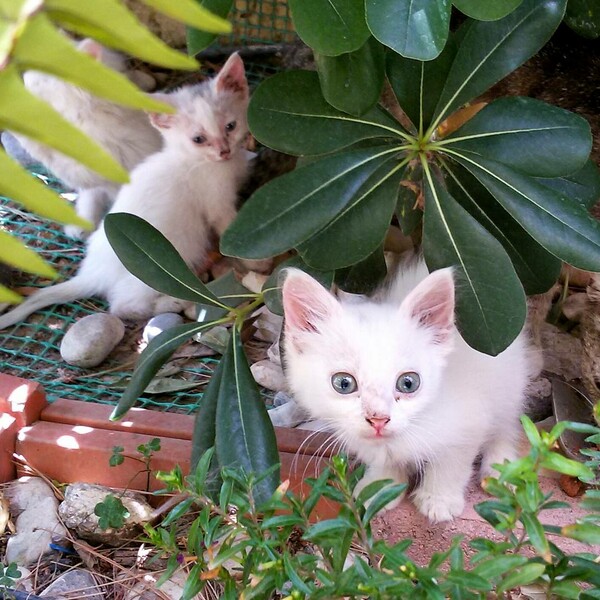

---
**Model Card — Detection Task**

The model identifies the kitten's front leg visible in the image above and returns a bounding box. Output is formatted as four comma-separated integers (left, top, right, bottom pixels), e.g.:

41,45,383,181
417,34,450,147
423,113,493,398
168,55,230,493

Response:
65,187,113,239
354,462,407,512
412,448,478,522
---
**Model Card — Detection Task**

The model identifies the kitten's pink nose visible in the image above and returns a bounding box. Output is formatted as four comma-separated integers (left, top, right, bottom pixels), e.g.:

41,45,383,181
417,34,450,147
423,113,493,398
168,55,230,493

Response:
366,416,390,435
219,147,231,159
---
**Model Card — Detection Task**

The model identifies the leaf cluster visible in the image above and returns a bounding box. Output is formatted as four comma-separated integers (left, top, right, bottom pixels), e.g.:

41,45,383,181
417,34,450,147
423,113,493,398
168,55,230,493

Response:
139,418,600,600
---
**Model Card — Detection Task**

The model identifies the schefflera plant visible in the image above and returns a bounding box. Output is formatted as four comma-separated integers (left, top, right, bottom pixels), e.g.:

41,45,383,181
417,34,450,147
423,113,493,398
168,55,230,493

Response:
221,0,600,355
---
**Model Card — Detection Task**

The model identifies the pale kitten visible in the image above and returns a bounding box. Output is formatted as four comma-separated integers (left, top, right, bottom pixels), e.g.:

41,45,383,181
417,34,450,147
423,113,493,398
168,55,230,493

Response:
281,262,538,522
0,53,250,329
13,38,162,237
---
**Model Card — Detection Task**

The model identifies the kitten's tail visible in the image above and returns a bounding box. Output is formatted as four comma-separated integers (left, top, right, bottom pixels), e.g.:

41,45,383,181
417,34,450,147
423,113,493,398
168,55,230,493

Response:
0,276,96,330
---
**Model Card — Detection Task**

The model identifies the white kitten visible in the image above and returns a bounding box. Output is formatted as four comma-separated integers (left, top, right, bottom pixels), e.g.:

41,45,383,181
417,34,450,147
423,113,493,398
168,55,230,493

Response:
282,262,538,522
13,38,162,237
0,53,250,329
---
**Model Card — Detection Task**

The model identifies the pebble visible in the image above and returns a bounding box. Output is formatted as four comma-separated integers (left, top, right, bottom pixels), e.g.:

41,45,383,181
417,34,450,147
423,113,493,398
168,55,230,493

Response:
60,313,124,367
5,477,68,565
142,312,183,344
58,483,153,546
40,568,104,599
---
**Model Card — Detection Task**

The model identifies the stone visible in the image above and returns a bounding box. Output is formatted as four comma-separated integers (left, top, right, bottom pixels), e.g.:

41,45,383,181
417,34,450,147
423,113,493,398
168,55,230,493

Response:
253,306,283,344
122,570,188,600
142,312,183,344
60,313,125,367
58,483,153,546
40,568,104,599
250,359,286,392
5,477,68,565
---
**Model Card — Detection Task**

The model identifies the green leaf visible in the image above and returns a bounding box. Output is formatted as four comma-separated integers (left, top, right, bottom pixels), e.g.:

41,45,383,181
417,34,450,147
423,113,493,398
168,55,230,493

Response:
536,159,600,211
444,162,561,295
45,0,199,70
521,512,551,561
0,285,23,305
0,151,91,229
366,0,452,61
452,154,600,272
262,256,334,316
94,494,129,529
14,14,174,113
139,0,230,32
186,0,234,55
315,37,385,117
181,563,205,600
433,0,567,125
104,213,223,307
215,329,280,505
248,70,406,156
363,483,407,525
221,146,403,259
110,321,217,420
497,562,546,595
519,415,542,445
386,37,457,132
288,0,370,56
335,244,388,294
540,451,595,480
0,229,56,280
298,159,406,269
562,523,600,545
0,66,128,183
564,0,600,38
423,168,526,355
443,96,592,178
472,555,528,580
453,0,524,20
303,517,355,542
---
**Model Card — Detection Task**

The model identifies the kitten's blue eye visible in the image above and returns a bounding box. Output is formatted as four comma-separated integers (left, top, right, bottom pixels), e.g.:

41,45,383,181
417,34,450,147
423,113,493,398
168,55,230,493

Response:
396,372,420,394
192,135,206,144
331,372,357,395
225,121,236,132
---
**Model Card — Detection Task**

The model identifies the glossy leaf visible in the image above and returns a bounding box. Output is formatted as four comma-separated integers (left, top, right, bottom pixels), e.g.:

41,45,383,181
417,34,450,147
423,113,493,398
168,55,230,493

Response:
45,0,199,70
423,169,526,355
444,162,561,295
215,329,280,504
262,256,334,316
248,70,406,156
540,451,595,480
288,0,370,56
0,151,90,228
187,0,234,55
14,15,174,113
335,245,388,294
139,0,230,32
433,0,567,125
104,213,223,307
497,563,546,595
521,512,551,561
386,37,457,132
298,159,406,269
315,37,385,117
443,96,591,178
0,229,56,280
452,155,600,271
111,321,217,420
564,0,600,38
453,0,524,21
366,0,452,61
0,66,128,183
363,483,407,525
221,146,402,259
536,159,600,211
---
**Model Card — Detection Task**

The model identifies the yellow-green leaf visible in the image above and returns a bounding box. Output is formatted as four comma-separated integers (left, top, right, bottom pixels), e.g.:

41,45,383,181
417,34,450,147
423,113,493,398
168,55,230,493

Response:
0,229,57,279
45,0,199,70
0,150,91,228
0,284,22,305
0,65,128,183
139,0,231,33
13,14,174,113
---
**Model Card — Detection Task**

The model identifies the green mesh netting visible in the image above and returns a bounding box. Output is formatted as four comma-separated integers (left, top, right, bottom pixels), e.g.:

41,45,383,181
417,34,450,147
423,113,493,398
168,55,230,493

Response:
223,0,295,46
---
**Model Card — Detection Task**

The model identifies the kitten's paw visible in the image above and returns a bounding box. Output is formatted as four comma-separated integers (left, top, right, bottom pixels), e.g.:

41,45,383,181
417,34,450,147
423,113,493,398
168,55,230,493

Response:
63,224,89,240
412,488,465,523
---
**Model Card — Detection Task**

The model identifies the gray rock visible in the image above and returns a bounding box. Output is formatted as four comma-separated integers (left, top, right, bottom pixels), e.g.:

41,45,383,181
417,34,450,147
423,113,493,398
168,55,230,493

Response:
250,359,286,392
58,483,153,546
1,131,38,167
142,312,183,344
60,313,125,367
40,568,104,599
5,478,68,565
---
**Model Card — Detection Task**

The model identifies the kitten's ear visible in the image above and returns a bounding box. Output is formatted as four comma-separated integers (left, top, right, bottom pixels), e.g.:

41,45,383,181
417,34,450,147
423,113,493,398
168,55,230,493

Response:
78,38,103,60
214,52,248,98
282,269,339,335
148,93,177,130
400,268,455,344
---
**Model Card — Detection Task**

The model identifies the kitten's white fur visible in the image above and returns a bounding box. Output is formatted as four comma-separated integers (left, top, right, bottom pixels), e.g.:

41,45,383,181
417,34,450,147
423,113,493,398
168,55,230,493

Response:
13,39,162,237
0,53,250,328
282,262,538,522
